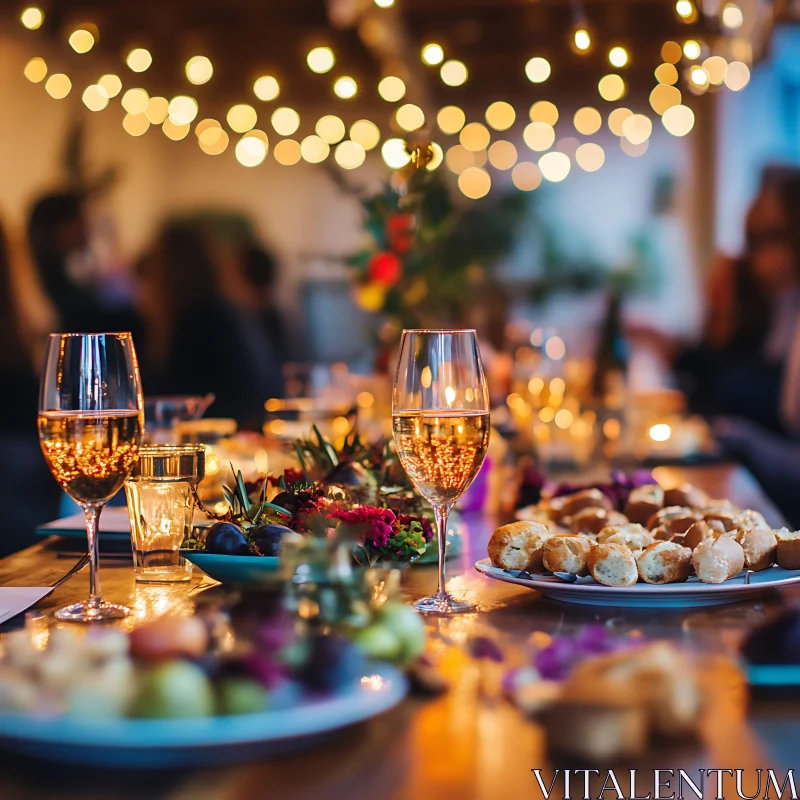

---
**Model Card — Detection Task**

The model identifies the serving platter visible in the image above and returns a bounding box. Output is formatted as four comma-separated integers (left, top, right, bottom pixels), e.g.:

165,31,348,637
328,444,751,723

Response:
474,559,800,607
0,665,406,767
181,551,280,585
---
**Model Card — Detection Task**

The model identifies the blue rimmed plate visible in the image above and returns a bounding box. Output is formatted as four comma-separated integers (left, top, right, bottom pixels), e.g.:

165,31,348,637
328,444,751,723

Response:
181,551,280,586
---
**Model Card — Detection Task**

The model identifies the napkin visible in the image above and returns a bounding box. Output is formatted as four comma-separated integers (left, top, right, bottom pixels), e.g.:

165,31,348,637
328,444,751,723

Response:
0,587,53,624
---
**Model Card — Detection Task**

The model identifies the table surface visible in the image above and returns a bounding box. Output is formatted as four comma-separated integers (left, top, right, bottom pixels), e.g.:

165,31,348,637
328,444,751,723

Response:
0,463,797,800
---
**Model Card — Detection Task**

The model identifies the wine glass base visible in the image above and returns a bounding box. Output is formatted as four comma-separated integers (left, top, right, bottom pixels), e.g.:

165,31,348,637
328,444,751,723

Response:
414,593,476,616
54,600,131,622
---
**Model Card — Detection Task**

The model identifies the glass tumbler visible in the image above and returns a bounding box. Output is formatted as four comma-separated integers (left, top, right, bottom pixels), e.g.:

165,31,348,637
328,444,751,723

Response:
125,445,205,582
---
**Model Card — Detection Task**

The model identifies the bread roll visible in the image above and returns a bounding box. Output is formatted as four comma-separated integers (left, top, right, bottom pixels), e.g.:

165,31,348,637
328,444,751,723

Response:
542,535,593,575
488,521,551,571
692,535,745,584
777,531,800,570
569,507,628,535
683,520,719,551
597,522,649,544
550,488,613,521
663,484,708,509
636,541,693,584
651,524,672,541
588,543,639,587
741,528,777,571
702,510,738,531
734,509,769,533
604,528,655,553
625,484,664,525
646,506,699,534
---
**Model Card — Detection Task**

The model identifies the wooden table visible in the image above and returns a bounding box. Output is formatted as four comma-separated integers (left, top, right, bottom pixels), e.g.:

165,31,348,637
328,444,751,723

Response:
0,463,797,800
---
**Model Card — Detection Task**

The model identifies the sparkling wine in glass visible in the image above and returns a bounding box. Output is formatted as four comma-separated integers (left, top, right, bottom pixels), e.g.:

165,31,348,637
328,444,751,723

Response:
392,329,490,614
38,333,144,621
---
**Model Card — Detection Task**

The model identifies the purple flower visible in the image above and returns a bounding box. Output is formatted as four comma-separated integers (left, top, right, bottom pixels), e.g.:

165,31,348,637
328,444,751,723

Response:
468,636,504,662
332,505,397,549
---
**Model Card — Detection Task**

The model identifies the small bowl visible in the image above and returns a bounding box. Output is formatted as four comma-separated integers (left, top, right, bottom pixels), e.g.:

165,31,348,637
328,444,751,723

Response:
181,551,280,586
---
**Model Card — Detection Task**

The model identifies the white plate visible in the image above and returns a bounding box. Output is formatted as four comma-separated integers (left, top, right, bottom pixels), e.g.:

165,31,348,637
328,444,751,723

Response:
0,666,406,767
475,559,800,607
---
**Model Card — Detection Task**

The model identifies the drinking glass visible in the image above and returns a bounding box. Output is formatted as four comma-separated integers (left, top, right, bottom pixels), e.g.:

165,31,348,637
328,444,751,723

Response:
392,330,490,614
38,333,144,621
125,445,205,582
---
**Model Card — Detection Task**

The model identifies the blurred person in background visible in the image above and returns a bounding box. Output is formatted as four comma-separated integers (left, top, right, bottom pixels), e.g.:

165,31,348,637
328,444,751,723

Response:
135,219,283,430
0,217,61,554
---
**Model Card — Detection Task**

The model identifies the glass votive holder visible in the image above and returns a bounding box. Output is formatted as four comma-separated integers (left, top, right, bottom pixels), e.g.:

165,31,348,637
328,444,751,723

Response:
125,445,205,583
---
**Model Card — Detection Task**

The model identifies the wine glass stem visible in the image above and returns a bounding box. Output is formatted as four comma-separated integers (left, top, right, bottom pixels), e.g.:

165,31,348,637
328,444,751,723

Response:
84,504,102,608
433,504,451,597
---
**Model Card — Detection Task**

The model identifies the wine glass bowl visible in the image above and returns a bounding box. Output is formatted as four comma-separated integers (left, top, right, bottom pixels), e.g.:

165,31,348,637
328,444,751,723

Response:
392,330,490,615
38,333,144,622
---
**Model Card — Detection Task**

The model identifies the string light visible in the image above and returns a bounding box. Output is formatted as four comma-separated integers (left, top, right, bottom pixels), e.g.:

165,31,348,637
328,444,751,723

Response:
253,76,280,101
334,76,358,98
523,121,555,152
186,56,213,85
377,76,406,102
573,107,602,135
722,2,744,29
273,139,301,165
334,140,366,169
316,114,346,144
655,63,679,84
396,103,425,132
98,74,122,98
421,43,444,65
123,113,149,136
675,0,695,19
576,142,605,172
608,46,629,68
122,88,149,114
529,101,559,125
195,118,220,136
427,142,444,171
145,97,169,124
725,61,750,90
445,145,475,175
162,119,191,140
661,41,682,64
82,84,108,111
168,95,198,126
381,138,410,169
350,120,380,150
301,134,330,163
440,60,468,86
126,48,152,73
198,126,229,155
573,29,591,52
598,74,625,101
608,107,632,136
226,104,257,133
689,66,709,87
23,57,47,83
488,141,517,170
235,134,268,167
703,56,728,84
539,152,571,183
511,162,542,191
69,29,95,54
459,122,491,151
622,113,652,145
621,138,649,157
458,167,491,199
661,104,695,136
683,40,701,60
525,57,551,83
21,7,44,29
374,0,394,7
649,84,681,115
271,107,300,135
485,101,515,131
556,137,580,158
437,105,466,134
307,47,335,74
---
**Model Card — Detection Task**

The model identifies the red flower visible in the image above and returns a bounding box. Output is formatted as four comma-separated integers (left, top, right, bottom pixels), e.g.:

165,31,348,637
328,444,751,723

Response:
368,252,402,287
386,213,415,254
332,505,396,548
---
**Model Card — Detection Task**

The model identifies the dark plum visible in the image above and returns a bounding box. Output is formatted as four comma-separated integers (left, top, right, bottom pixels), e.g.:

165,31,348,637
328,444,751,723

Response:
250,523,294,557
299,633,365,692
205,522,250,555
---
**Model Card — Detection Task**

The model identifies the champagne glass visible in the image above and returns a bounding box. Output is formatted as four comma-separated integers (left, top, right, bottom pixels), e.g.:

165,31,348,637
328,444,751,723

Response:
38,333,144,621
392,330,490,614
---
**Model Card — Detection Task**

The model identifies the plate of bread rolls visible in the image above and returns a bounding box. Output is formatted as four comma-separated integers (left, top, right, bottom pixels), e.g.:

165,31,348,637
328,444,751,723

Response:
477,483,800,607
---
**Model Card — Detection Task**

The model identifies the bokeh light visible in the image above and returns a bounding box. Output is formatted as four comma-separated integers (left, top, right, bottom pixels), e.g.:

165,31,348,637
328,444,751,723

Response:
377,76,405,102
421,43,444,65
608,107,633,136
235,134,267,167
574,29,591,52
725,61,750,90
523,121,555,152
576,142,605,172
145,96,169,124
704,56,728,84
655,63,679,85
162,119,191,140
273,139,301,165
458,167,491,199
396,103,425,132
271,107,300,135
485,101,515,131
649,84,681,115
539,151,571,182
529,100,559,125
488,140,517,170
122,88,149,114
661,104,695,135
525,57,551,83
82,84,108,111
126,48,152,73
23,57,47,83
722,2,744,29
316,114,346,143
334,76,358,99
460,122,491,152
334,140,366,169
512,162,542,191
445,145,475,174
622,113,652,145
350,120,380,150
307,46,335,74
661,41,682,63
675,0,695,18
186,56,213,85
381,138,410,169
21,7,44,29
227,104,257,133
690,65,709,87
437,105,466,134
621,137,649,157
69,29,95,54
301,134,330,163
169,95,198,126
683,40,701,59
573,106,602,135
598,74,625,101
198,126,229,155
440,60,468,86
122,113,149,136
608,46,628,67
98,74,122,98
253,75,280,101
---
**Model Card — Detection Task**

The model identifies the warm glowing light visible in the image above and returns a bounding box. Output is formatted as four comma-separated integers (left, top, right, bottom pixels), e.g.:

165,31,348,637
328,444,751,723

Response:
555,409,574,430
437,105,466,134
396,103,425,132
622,113,652,145
598,74,625,101
545,335,566,359
69,30,94,54
704,56,728,85
690,66,709,87
528,376,545,394
316,114,346,143
539,407,555,423
523,121,555,152
608,46,628,68
488,141,517,170
224,104,257,133
550,378,565,394
253,76,280,102
272,139,300,165
422,43,444,65
574,29,591,51
307,46,335,74
683,40,701,59
539,152,570,183
485,101,515,131
427,142,444,171
675,0,694,19
198,126,229,156
97,74,121,98
650,84,682,115
235,134,268,167
621,137,649,157
162,119,191,141
271,107,300,136
381,137,410,169
168,95,198,126
301,134,330,163
649,423,672,442
512,162,542,191
458,167,491,199
126,48,152,73
604,418,621,439
421,367,433,388
374,0,394,7
440,60,468,87
21,7,43,29
460,122,490,152
357,392,375,408
45,73,71,99
122,88,149,114
725,61,750,91
529,100,559,125
377,76,405,102
576,142,605,172
185,56,213,85
655,63,679,85
445,145,475,174
24,57,47,83
573,106,602,135
334,76,358,99
82,84,108,111
350,120,380,150
334,140,366,169
145,96,169,124
123,112,149,136
608,107,632,136
722,2,744,30
525,56,551,84
195,118,220,137
661,104,695,136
